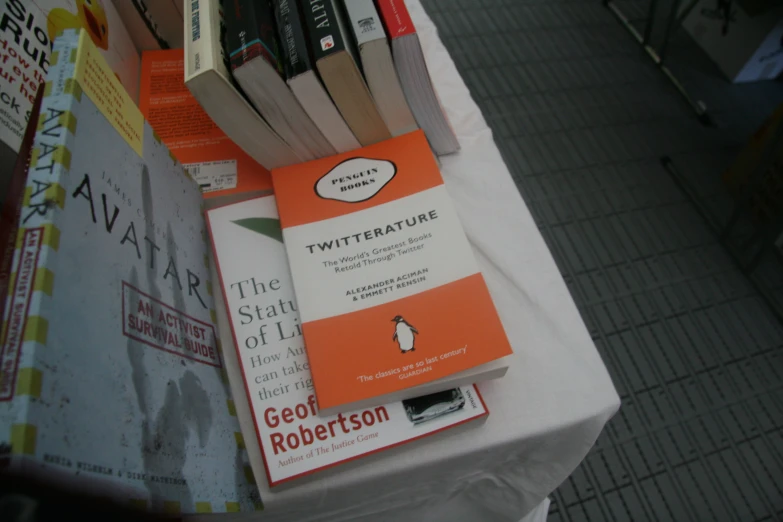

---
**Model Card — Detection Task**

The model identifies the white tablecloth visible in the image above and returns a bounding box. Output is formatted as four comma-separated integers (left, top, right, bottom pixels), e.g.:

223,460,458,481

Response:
254,2,620,520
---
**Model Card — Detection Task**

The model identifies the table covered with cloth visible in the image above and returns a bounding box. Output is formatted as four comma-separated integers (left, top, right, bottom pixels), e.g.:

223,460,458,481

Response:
253,1,620,520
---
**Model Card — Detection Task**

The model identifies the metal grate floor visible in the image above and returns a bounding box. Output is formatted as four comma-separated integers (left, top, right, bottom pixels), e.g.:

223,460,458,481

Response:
421,0,783,520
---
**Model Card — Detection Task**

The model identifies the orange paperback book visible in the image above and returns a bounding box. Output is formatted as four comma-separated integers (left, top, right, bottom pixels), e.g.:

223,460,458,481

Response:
139,48,272,197
272,131,512,416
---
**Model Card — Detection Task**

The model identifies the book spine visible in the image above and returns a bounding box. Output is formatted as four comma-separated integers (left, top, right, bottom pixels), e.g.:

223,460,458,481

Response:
342,0,387,46
375,0,416,38
184,0,213,80
224,0,282,73
0,87,45,341
272,0,313,79
0,31,82,463
301,0,347,60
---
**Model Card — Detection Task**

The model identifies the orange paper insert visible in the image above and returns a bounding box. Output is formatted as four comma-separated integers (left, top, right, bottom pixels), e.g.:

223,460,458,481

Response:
139,49,272,197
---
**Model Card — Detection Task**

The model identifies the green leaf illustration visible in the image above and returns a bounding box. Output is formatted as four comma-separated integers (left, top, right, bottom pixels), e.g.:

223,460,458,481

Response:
232,218,283,243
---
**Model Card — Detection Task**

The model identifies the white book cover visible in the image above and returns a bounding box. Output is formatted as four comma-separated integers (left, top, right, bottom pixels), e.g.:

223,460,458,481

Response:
206,194,488,487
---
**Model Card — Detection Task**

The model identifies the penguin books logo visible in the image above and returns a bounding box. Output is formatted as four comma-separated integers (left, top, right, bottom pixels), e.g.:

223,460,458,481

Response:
315,157,397,203
392,315,418,354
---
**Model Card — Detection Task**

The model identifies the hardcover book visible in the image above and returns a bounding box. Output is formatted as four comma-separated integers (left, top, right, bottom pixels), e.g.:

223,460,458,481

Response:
0,0,142,228
271,131,512,416
206,194,488,486
0,29,261,513
0,88,44,350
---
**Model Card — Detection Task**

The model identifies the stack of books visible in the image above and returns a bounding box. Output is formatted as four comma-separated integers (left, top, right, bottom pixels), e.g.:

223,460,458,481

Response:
0,0,512,515
208,129,513,487
184,0,460,170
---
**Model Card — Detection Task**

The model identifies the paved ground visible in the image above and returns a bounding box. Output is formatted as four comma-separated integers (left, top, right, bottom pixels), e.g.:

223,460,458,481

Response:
422,0,783,520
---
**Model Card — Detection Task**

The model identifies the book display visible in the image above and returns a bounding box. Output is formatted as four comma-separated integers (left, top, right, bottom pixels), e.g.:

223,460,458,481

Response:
0,1,536,516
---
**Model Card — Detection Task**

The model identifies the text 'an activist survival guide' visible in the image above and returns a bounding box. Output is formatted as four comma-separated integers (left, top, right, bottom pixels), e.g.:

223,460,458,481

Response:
0,29,260,513
272,131,513,416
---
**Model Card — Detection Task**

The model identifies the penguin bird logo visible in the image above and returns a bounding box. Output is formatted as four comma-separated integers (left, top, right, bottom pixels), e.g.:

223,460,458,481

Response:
392,315,418,354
